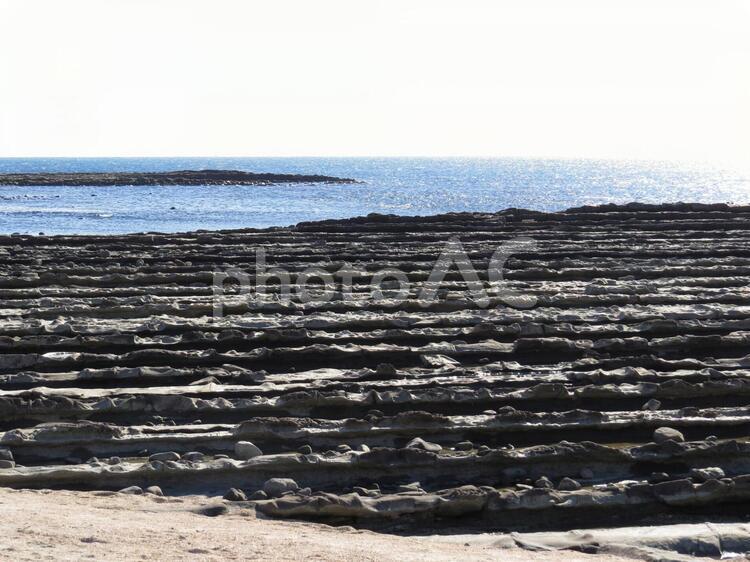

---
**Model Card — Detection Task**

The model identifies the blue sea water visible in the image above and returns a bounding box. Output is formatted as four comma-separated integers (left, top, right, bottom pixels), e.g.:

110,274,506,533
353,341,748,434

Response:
0,157,748,235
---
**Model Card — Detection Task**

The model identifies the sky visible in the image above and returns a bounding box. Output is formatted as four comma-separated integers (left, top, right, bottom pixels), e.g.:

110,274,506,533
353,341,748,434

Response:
0,0,748,164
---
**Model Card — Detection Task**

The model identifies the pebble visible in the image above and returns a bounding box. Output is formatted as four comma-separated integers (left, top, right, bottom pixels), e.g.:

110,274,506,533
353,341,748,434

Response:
297,445,313,455
477,445,491,456
249,490,268,501
454,441,474,451
145,486,164,496
119,486,144,495
0,448,13,462
336,444,352,453
0,460,15,469
653,427,685,444
234,441,263,460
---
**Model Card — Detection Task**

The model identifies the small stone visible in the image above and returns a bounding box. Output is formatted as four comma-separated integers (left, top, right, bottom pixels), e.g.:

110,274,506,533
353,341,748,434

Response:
641,399,661,411
297,445,313,455
356,444,370,453
367,410,384,418
534,476,554,489
477,445,491,456
579,468,594,479
297,487,312,496
653,427,685,444
648,472,671,483
107,457,121,465
182,451,205,462
0,448,13,462
119,486,143,495
336,444,352,453
262,478,299,498
689,467,725,482
482,409,497,415
375,363,397,376
248,490,268,500
706,435,718,442
0,460,15,469
223,488,247,501
558,477,581,491
148,451,181,463
234,441,263,460
214,454,229,459
454,441,473,451
405,437,442,453
145,486,163,496
352,486,370,496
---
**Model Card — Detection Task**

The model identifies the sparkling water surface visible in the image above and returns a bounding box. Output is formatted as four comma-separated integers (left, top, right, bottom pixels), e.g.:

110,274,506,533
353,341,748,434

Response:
0,157,747,235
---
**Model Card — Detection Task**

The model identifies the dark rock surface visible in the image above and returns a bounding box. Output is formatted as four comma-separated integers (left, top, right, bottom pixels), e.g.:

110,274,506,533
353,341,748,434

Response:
0,169,358,186
2,202,750,533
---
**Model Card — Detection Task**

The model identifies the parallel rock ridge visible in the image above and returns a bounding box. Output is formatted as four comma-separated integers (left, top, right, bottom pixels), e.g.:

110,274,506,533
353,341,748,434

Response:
0,169,358,186
2,201,750,532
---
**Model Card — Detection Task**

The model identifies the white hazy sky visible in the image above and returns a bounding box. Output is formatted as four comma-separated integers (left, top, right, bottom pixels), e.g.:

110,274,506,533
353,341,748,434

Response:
0,0,748,163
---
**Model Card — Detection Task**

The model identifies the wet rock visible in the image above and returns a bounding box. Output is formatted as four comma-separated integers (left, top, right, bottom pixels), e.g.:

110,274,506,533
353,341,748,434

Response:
234,441,263,460
248,490,268,501
653,427,685,444
263,478,299,498
455,441,474,451
145,486,164,496
336,444,352,453
297,445,313,455
224,488,247,501
119,486,143,495
405,437,442,453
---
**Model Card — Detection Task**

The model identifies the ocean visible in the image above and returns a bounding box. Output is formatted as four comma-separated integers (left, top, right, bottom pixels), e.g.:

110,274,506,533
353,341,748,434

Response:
0,157,748,235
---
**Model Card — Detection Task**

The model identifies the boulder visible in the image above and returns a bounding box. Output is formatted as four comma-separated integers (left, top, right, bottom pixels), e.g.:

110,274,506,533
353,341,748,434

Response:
263,478,299,498
653,427,685,444
234,441,263,460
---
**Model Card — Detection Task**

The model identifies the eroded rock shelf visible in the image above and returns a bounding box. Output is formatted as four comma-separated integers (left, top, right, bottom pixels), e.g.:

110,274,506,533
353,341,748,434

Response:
2,201,750,533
